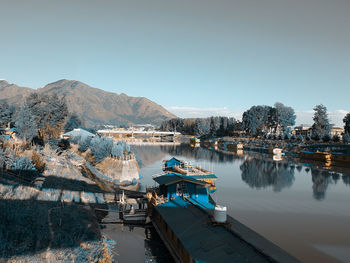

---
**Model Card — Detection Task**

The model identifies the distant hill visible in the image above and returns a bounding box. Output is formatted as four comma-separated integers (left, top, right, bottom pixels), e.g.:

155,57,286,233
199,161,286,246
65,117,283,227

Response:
0,79,176,126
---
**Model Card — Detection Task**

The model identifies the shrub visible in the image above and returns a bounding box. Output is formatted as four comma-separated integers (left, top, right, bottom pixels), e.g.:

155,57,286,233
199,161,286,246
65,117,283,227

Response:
290,134,297,140
31,151,45,173
111,143,123,157
297,134,303,141
8,157,36,171
78,136,92,152
90,137,113,162
312,133,320,141
322,134,331,142
333,134,340,143
284,133,291,140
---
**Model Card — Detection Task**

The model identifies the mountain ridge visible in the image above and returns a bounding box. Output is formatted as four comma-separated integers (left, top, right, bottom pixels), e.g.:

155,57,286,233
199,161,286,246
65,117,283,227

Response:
0,79,176,126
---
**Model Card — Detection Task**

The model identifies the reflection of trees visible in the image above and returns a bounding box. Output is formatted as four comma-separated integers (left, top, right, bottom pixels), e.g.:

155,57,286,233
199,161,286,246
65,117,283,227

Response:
343,175,350,186
311,169,332,201
240,158,295,192
160,145,239,163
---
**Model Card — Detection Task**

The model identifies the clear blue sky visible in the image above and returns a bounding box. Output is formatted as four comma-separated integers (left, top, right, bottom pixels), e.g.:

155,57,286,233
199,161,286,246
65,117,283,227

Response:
1,0,349,120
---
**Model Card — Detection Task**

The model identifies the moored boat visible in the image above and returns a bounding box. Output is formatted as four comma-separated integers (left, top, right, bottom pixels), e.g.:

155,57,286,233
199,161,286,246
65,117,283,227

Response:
299,150,331,162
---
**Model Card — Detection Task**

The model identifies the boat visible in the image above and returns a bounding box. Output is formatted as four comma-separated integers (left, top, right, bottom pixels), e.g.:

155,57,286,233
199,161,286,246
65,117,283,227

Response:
147,163,299,263
299,150,331,162
162,157,217,192
227,142,244,152
190,136,200,144
331,152,350,166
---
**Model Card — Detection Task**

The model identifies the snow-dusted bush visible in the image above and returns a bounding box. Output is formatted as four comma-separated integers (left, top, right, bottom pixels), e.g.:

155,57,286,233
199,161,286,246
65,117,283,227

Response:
90,137,113,162
111,143,123,157
69,135,81,145
78,136,91,152
297,134,304,141
8,157,36,171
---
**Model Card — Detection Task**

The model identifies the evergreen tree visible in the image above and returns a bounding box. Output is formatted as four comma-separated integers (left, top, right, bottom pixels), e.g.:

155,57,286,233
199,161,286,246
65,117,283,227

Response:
64,113,83,132
0,100,14,128
343,113,350,134
311,104,331,139
15,103,38,141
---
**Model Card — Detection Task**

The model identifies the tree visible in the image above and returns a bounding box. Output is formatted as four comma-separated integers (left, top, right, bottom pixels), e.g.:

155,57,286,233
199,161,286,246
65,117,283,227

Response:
333,134,340,143
64,113,83,132
322,134,331,142
78,136,91,152
0,100,14,128
90,137,113,162
343,133,350,144
111,143,124,157
26,93,68,141
297,134,304,142
269,102,296,134
311,104,331,139
15,103,38,141
242,105,270,136
343,113,350,134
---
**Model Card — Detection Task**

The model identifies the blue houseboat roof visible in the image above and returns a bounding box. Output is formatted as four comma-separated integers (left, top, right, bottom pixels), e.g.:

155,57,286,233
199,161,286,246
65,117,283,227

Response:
155,197,272,263
153,173,211,186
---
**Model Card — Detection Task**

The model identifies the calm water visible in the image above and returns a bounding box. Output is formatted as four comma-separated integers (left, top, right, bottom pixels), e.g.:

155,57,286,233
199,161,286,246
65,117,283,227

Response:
133,144,350,263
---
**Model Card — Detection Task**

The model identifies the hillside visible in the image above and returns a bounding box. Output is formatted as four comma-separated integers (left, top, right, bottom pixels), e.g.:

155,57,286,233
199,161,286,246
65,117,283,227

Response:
0,79,176,126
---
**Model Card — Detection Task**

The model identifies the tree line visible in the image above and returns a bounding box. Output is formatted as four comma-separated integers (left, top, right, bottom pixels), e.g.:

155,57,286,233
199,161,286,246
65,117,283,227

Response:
160,102,350,143
159,116,236,137
0,93,84,144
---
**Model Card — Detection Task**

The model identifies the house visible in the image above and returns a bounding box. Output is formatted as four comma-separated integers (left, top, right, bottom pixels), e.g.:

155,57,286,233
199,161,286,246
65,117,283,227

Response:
152,173,214,210
330,127,344,138
61,128,95,139
293,124,312,137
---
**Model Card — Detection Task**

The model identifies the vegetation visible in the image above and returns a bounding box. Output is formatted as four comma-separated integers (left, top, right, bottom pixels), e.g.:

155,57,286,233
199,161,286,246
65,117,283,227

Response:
160,116,236,137
343,112,350,134
311,104,331,139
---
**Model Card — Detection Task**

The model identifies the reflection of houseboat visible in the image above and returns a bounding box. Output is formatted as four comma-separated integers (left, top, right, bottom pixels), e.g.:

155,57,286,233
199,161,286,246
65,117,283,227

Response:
331,153,350,166
162,157,217,192
190,136,200,144
299,150,331,162
148,171,298,263
227,143,244,152
271,148,283,155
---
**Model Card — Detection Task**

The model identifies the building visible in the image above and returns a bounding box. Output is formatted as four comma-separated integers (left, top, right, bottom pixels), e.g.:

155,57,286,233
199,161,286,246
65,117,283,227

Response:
330,127,344,138
61,128,95,139
293,124,312,137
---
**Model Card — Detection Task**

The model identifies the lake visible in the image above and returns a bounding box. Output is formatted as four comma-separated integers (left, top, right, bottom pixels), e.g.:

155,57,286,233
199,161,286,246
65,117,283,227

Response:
133,144,350,263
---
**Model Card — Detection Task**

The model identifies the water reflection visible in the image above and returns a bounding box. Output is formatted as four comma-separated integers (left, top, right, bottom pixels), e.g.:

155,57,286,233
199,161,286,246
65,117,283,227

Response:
135,145,350,201
240,158,295,192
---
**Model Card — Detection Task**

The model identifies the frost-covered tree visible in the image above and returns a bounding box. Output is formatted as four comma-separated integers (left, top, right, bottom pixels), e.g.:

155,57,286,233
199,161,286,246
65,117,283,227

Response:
322,134,331,142
297,134,304,141
269,102,296,134
242,105,270,136
26,93,68,140
78,135,91,152
90,137,113,162
15,102,38,141
0,100,14,128
8,157,36,171
64,113,83,132
111,143,124,157
311,104,331,139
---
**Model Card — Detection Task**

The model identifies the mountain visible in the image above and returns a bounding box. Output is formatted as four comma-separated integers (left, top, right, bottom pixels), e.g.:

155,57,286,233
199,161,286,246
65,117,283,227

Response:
0,79,176,126
0,80,32,103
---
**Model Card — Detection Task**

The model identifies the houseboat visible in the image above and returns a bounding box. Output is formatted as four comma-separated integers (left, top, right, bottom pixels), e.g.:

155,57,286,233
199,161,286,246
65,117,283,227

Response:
227,142,244,152
190,136,200,144
331,152,350,166
299,150,331,162
162,157,217,192
148,171,299,263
